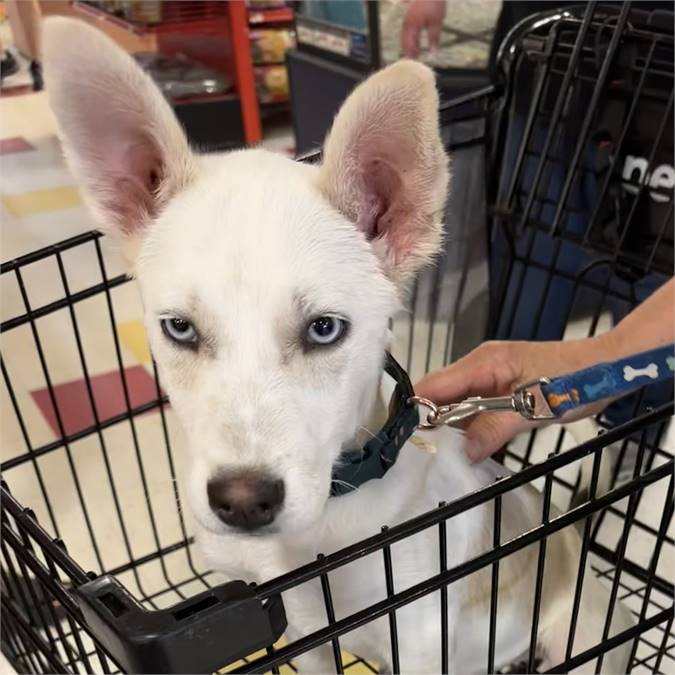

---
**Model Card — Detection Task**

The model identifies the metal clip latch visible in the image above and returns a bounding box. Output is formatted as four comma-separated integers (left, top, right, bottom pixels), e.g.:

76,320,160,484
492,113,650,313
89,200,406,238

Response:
409,378,556,430
512,377,556,420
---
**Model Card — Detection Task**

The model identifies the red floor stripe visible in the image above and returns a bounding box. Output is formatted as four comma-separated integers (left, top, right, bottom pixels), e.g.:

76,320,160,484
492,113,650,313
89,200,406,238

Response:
0,136,34,154
1,85,34,99
31,365,163,437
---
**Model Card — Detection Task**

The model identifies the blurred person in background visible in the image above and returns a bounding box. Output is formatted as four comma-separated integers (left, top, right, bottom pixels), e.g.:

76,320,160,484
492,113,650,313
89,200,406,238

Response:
1,0,43,90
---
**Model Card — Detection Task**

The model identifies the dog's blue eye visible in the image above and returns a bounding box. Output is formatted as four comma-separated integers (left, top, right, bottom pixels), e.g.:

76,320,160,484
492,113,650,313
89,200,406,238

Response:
161,318,197,345
306,316,347,346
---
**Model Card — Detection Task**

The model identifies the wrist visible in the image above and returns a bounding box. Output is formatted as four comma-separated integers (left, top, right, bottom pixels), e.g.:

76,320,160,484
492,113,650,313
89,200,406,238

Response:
556,332,619,373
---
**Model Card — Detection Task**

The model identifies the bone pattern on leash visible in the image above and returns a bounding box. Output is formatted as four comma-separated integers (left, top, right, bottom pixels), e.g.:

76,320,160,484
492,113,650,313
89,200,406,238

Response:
546,389,580,409
582,374,612,399
623,363,659,382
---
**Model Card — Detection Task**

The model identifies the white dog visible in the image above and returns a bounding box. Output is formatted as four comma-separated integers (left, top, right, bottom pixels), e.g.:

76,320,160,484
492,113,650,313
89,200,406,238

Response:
44,18,634,674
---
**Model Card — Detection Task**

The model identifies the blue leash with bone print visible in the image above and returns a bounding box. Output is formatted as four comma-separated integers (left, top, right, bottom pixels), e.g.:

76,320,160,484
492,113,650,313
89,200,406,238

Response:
332,345,674,497
537,343,675,417
411,344,675,428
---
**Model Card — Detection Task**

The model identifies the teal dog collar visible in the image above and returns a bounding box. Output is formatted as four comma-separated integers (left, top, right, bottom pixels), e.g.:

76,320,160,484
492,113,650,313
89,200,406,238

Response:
330,353,419,497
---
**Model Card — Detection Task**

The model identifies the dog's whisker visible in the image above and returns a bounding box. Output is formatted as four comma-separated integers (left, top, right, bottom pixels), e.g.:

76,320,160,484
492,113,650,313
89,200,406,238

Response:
358,425,378,440
331,478,358,492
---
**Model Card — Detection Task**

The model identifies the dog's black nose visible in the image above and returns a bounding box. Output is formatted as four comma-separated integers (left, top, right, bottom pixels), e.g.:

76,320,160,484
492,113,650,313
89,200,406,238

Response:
207,472,284,531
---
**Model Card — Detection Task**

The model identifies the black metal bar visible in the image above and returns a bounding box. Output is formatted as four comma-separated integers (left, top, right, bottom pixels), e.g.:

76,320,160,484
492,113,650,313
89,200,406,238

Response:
589,541,673,597
424,263,444,374
1,523,84,619
13,527,77,672
516,3,598,230
318,554,343,675
102,539,193,578
609,90,674,259
381,527,400,674
521,427,540,470
0,230,102,274
442,231,471,366
1,593,69,673
254,406,672,599
1,273,129,332
505,252,654,304
437,505,448,675
14,266,105,570
1,358,59,534
644,200,674,274
138,571,215,605
581,36,659,246
44,555,105,675
525,239,563,341
1,396,169,472
242,460,671,672
653,612,674,673
500,230,535,339
366,0,380,70
485,220,516,339
0,541,44,651
595,426,649,673
266,646,281,675
1,614,32,674
1,488,91,585
93,238,175,604
565,447,603,662
544,608,673,674
54,250,156,603
487,491,502,675
504,446,675,561
10,616,50,674
502,8,578,215
528,466,553,672
548,2,632,236
149,359,208,585
625,417,671,537
439,85,495,113
1,489,195,587
627,473,674,669
591,387,649,542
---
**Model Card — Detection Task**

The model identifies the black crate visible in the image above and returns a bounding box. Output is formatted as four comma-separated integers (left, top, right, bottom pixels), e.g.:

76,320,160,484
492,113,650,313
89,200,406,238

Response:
1,3,673,674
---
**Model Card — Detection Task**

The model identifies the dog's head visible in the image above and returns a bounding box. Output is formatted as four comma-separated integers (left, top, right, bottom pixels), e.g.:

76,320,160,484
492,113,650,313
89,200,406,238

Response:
44,18,449,536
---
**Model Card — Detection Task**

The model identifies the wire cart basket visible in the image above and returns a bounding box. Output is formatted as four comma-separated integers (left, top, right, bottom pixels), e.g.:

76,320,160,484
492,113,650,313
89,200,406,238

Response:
1,3,673,674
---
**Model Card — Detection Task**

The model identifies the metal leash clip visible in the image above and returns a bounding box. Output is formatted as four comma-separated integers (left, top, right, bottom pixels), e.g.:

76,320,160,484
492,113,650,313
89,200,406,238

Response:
409,378,556,430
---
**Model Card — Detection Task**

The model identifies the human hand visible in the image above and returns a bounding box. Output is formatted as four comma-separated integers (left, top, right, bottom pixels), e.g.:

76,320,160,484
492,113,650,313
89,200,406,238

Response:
401,0,446,59
415,337,616,463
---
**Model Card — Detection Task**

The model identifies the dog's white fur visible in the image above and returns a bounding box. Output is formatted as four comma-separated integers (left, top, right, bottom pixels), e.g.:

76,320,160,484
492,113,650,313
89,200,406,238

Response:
44,18,634,674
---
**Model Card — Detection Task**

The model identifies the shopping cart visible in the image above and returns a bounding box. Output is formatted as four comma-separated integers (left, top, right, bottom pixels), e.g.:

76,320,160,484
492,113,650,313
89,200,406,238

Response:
1,3,673,673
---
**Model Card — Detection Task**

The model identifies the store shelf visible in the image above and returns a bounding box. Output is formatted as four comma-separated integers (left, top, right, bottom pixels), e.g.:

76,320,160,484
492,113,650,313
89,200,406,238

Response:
70,0,262,146
73,1,228,35
248,6,294,26
260,97,289,105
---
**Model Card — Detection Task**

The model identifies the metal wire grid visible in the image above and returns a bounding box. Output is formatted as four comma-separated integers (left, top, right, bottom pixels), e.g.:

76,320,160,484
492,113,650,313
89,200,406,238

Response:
2,402,673,674
1,3,673,673
0,232,206,605
0,179,672,672
491,3,673,278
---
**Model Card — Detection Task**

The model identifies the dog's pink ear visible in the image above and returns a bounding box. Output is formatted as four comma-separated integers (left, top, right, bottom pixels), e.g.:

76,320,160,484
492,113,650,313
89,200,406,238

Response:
319,60,449,283
43,18,195,245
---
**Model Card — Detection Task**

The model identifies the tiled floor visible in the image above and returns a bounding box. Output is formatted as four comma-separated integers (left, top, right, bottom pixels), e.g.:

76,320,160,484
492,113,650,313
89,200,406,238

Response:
1,48,673,675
